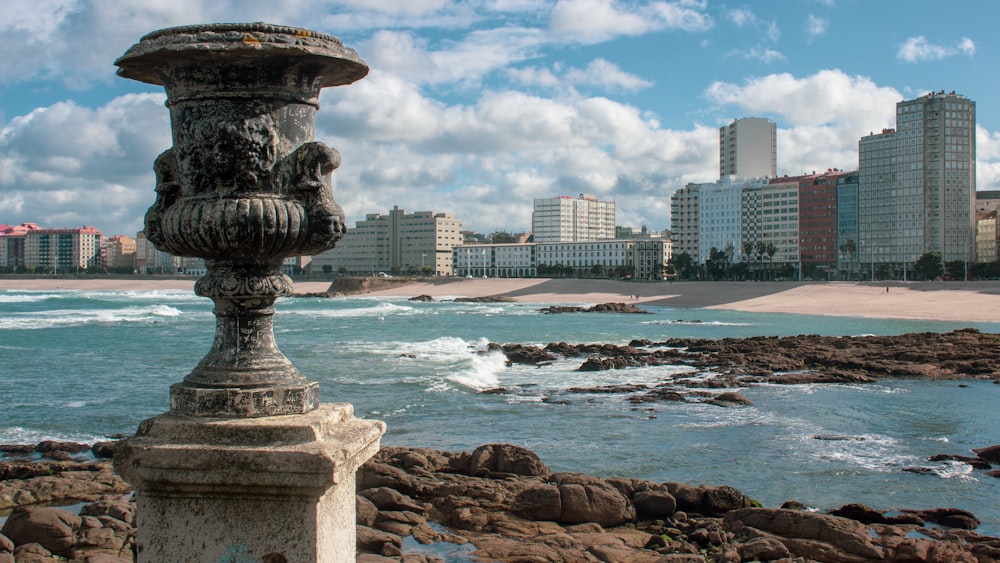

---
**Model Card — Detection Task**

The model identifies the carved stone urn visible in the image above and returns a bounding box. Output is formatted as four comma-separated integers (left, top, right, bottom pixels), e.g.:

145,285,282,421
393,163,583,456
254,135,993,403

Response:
116,23,368,417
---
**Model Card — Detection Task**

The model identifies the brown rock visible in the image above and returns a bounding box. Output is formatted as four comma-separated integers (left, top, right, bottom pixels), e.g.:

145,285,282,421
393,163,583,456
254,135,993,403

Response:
467,444,550,478
829,503,887,524
36,441,90,454
357,495,378,527
360,487,428,514
90,442,117,459
703,485,748,515
553,474,635,527
739,535,792,561
1,506,80,556
633,490,677,517
12,543,55,562
724,507,884,561
512,483,561,521
355,525,402,553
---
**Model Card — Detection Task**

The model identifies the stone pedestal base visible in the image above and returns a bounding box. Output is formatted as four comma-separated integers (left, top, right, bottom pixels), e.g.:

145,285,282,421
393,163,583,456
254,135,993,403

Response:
114,403,385,563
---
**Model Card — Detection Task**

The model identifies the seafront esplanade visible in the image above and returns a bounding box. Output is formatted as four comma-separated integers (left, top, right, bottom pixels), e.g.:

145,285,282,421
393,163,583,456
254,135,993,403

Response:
111,23,385,562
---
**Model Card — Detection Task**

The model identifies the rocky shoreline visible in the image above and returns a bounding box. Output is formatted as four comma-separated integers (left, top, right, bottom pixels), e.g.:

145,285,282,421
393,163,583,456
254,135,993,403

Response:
491,328,1000,389
1,441,999,562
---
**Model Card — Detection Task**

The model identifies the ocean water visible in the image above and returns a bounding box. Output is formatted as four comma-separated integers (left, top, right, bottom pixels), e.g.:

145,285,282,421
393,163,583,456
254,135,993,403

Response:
1,287,999,535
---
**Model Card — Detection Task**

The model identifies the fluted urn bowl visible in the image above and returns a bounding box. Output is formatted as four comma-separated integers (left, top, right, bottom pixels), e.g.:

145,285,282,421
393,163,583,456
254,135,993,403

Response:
116,23,367,417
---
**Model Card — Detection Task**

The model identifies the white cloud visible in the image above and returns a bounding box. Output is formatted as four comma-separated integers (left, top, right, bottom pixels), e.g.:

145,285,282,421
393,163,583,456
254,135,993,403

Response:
0,94,169,235
727,46,786,63
806,14,826,38
550,0,712,44
726,7,778,42
508,59,652,93
897,36,977,62
705,69,903,174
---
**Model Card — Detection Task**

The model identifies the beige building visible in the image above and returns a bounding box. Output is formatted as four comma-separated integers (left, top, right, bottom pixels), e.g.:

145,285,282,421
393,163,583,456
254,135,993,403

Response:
976,210,998,263
313,206,463,276
531,195,616,243
103,235,137,271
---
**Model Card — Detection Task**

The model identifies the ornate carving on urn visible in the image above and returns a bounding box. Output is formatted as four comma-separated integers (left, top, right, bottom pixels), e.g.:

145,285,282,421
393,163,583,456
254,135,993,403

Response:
116,23,368,417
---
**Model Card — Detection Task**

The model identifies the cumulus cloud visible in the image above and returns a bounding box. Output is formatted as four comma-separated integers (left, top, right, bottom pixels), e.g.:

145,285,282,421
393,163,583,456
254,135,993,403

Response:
897,36,977,62
0,93,169,234
508,59,652,93
705,69,902,174
549,0,712,44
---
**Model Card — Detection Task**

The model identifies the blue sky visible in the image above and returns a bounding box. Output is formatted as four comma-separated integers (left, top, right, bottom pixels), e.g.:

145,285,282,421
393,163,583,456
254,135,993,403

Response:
2,0,999,238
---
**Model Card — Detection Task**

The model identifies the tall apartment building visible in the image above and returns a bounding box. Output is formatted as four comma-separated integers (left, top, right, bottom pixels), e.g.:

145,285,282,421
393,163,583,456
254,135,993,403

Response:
719,117,777,179
742,179,799,267
313,206,463,276
836,172,860,278
669,184,699,258
23,226,102,272
531,195,616,243
859,91,976,273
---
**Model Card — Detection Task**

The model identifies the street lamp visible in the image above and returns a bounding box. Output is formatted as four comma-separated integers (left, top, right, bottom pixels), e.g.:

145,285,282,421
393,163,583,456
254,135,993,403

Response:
482,248,488,278
421,253,427,276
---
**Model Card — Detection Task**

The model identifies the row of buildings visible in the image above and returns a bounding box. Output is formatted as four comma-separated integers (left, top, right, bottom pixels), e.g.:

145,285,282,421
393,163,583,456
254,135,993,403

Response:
6,91,994,282
0,224,183,274
672,92,993,280
309,198,670,279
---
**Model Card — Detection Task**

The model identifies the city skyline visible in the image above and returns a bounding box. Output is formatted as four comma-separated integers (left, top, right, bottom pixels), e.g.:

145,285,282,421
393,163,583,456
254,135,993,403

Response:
2,1,999,239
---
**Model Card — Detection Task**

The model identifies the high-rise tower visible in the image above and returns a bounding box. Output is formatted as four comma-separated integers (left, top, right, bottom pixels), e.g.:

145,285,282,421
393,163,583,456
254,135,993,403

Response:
719,117,777,179
859,91,975,272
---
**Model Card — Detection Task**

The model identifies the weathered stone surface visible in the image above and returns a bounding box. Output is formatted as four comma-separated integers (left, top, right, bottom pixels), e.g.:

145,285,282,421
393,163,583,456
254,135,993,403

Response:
468,444,550,478
0,506,80,556
633,490,677,517
552,473,635,527
724,507,884,561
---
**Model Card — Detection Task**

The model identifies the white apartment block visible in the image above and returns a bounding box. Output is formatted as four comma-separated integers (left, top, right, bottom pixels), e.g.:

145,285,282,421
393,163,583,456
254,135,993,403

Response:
453,239,672,279
313,206,463,276
859,91,976,268
537,240,633,272
453,243,535,278
696,178,757,264
532,195,616,243
719,117,777,179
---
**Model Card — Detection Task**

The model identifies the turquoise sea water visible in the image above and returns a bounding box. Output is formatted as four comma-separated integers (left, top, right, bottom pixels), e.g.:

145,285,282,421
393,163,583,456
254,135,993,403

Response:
1,287,999,535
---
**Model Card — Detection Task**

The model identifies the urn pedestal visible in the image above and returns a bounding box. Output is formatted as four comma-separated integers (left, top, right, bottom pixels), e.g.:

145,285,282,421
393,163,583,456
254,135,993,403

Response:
111,24,385,562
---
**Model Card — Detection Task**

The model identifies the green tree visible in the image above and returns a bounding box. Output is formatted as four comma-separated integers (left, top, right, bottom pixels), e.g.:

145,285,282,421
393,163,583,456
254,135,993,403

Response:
912,252,943,280
322,265,333,275
705,247,730,280
668,251,696,281
945,260,966,280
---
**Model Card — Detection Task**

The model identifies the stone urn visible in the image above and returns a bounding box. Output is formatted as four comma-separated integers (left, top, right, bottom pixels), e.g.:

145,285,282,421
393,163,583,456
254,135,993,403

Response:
116,23,368,417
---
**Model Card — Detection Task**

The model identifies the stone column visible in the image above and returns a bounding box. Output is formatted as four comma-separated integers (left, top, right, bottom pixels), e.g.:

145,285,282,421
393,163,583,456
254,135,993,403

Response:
112,24,384,562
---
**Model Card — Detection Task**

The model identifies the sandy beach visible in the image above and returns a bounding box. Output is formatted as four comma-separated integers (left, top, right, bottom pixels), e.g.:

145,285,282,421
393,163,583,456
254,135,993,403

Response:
3,277,1000,323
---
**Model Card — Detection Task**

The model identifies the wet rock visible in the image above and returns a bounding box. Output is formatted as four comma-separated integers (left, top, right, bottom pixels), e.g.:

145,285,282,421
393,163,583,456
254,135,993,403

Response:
927,453,992,470
972,444,1000,464
409,295,434,302
905,507,980,530
704,391,753,407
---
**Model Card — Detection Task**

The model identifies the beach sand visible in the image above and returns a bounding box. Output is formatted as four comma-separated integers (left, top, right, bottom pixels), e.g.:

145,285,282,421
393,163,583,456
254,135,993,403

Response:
3,277,1000,323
